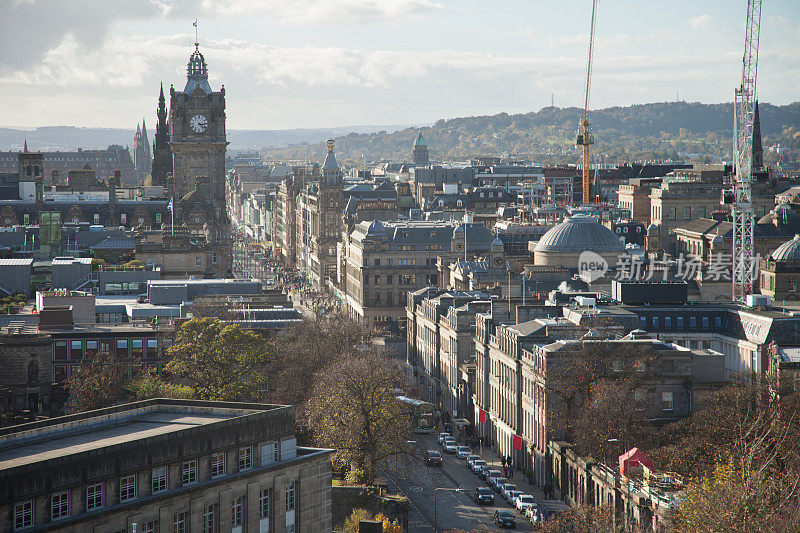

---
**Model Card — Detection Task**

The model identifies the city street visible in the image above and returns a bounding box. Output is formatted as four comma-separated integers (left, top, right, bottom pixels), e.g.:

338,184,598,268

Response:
386,432,565,532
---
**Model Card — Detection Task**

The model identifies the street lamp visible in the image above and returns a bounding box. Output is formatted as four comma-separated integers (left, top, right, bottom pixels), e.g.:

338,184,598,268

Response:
433,487,463,533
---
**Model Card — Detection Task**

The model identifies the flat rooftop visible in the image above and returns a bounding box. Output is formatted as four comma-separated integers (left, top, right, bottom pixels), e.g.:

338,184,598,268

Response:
0,400,286,471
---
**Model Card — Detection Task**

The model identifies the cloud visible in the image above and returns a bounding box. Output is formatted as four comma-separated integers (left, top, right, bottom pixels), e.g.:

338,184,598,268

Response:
0,0,443,72
688,14,712,30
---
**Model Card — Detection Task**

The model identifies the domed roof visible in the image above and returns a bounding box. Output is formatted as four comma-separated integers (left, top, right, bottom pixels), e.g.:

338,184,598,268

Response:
534,215,625,253
414,130,427,147
771,234,800,262
184,44,212,94
322,139,339,171
365,220,387,236
760,203,800,226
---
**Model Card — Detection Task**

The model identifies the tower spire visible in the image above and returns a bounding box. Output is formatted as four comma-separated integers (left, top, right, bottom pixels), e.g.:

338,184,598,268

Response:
23,139,28,152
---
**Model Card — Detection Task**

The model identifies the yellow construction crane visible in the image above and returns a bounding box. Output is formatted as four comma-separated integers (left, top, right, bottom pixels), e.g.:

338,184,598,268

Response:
576,0,598,205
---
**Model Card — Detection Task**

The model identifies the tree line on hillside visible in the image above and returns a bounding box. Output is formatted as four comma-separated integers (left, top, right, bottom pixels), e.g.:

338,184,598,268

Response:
261,101,800,165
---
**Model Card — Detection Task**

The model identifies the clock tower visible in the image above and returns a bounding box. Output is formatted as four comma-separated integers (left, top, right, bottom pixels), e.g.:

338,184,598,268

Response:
168,42,227,224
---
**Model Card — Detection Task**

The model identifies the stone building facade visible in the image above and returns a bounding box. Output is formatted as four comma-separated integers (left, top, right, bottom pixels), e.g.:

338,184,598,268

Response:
0,399,333,533
339,219,494,328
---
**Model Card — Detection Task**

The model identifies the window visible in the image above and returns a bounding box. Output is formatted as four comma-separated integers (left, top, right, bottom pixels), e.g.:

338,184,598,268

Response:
677,316,684,329
374,258,381,266
690,316,697,328
173,512,187,533
715,316,722,328
116,339,128,353
664,316,671,329
669,206,676,220
55,341,67,359
51,492,69,520
374,275,380,285
121,213,127,224
702,317,709,328
120,475,136,502
790,277,798,292
211,252,218,264
611,360,623,373
652,316,659,328
239,446,253,470
152,466,168,493
142,521,157,533
195,257,203,267
14,500,33,529
203,504,215,533
211,452,225,478
86,483,103,510
156,213,162,224
285,482,296,511
182,459,197,485
232,496,243,526
259,488,271,518
699,206,706,218
86,340,98,357
683,206,691,220
640,317,646,328
662,392,674,411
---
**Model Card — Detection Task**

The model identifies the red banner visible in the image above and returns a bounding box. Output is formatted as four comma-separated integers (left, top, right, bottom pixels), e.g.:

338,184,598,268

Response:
513,434,522,451
478,408,487,423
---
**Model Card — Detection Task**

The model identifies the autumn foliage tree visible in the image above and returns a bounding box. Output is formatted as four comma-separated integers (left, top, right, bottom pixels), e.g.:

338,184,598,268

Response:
66,348,131,412
165,317,273,401
305,351,412,485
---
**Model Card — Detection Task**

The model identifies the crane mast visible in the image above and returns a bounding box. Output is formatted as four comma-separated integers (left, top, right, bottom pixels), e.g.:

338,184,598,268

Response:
577,0,598,205
731,0,762,301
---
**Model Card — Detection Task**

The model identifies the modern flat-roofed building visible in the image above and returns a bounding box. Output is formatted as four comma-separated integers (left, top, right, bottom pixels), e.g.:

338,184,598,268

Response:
0,399,333,532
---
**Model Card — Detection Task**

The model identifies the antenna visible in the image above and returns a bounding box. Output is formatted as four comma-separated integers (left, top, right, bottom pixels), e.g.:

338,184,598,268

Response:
193,19,199,47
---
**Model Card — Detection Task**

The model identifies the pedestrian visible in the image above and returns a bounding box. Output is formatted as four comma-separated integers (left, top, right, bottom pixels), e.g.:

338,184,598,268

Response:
501,456,506,468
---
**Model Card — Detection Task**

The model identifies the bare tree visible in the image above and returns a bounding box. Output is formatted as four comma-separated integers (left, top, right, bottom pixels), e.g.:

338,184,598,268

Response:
305,351,412,485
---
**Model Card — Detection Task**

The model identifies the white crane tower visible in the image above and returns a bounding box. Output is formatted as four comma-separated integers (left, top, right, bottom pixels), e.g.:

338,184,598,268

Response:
730,0,762,302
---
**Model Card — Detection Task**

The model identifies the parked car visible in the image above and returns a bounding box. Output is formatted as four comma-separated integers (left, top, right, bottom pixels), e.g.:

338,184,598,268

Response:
478,465,494,479
425,449,443,466
475,487,495,505
501,484,518,502
505,490,522,506
437,432,451,445
471,459,487,474
465,454,480,469
484,469,503,482
443,441,458,454
456,446,471,459
492,477,509,493
486,472,505,488
494,510,517,529
441,436,456,450
515,494,537,513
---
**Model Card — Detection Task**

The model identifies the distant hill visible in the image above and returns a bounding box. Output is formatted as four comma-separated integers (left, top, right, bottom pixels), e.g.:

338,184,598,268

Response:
260,101,800,166
0,124,414,152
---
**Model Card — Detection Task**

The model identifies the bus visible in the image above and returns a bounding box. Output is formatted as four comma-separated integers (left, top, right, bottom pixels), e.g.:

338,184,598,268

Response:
396,395,436,433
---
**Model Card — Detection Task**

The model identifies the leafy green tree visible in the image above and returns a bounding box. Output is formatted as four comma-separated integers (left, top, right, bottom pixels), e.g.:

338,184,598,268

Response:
306,352,411,485
165,317,273,401
128,369,196,401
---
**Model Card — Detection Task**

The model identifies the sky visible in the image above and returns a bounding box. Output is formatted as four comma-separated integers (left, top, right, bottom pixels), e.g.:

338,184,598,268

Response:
0,0,798,130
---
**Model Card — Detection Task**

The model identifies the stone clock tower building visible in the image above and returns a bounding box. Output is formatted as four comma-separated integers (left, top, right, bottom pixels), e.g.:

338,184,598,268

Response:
163,42,231,276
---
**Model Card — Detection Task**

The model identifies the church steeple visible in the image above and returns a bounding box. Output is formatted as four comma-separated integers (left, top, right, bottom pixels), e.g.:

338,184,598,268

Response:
23,139,28,152
752,100,764,171
151,82,172,187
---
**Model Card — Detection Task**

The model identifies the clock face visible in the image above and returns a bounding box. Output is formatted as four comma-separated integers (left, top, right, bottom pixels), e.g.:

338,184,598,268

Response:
190,114,208,133
494,256,504,266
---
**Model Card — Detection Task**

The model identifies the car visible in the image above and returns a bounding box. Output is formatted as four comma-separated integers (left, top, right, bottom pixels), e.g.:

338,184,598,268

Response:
425,449,443,466
437,432,450,445
495,480,512,493
501,484,518,501
478,465,494,479
486,471,505,487
441,436,456,449
456,446,471,459
474,486,495,505
505,490,522,506
465,454,480,468
515,494,537,513
491,477,508,492
471,459,487,474
494,510,517,528
443,441,458,454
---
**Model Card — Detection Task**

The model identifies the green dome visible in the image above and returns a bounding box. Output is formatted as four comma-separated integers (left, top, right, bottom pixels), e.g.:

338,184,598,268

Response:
414,130,427,147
